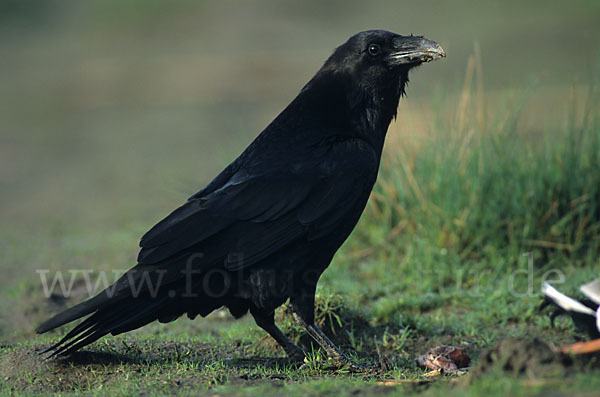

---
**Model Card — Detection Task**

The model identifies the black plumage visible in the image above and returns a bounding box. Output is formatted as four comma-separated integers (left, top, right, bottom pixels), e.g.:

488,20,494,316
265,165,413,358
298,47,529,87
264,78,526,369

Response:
37,30,445,367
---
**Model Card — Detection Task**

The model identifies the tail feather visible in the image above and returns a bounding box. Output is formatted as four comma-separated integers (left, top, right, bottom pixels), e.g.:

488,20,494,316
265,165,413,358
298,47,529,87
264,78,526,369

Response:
42,306,126,356
43,295,173,357
37,268,218,356
36,267,159,335
36,291,116,334
43,302,134,356
50,324,102,357
41,314,99,354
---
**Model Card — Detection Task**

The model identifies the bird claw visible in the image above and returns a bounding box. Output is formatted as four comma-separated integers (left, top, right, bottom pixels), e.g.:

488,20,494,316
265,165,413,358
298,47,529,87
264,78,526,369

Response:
334,359,372,372
283,346,307,365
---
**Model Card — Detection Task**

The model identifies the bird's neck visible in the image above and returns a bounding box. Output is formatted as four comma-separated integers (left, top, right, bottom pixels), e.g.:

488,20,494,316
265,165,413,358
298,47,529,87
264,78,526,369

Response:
293,71,407,153
351,72,407,147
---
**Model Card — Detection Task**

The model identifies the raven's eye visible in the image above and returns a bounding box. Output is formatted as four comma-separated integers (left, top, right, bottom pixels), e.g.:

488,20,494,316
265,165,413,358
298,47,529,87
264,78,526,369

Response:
367,43,381,56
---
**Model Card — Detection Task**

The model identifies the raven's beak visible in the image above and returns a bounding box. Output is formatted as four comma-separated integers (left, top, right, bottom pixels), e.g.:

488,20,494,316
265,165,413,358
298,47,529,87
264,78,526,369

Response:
387,36,446,66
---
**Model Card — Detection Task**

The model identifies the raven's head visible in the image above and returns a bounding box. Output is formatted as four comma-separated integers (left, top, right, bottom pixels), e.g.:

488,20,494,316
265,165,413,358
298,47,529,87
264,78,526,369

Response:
327,30,445,70
298,30,445,147
323,30,445,97
313,30,444,143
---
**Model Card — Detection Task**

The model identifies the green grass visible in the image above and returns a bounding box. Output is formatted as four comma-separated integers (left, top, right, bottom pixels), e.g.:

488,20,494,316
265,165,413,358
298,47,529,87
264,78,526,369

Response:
326,58,600,318
2,2,600,395
2,72,599,396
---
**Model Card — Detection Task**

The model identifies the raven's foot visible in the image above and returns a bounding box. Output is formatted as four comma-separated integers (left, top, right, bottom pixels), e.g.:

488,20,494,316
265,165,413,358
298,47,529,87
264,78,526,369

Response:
290,313,373,372
284,346,307,364
327,356,371,372
300,354,372,373
251,308,306,365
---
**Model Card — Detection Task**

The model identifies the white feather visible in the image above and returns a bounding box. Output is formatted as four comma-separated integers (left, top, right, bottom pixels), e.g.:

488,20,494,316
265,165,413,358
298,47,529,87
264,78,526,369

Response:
580,278,600,306
541,282,596,316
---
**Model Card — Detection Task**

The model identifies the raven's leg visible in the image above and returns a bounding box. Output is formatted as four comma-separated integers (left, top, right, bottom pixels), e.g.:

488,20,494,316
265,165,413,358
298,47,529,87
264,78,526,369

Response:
250,307,305,363
290,291,366,370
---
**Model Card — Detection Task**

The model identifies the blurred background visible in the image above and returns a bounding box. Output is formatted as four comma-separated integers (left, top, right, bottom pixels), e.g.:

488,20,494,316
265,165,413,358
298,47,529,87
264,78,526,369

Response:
1,0,599,340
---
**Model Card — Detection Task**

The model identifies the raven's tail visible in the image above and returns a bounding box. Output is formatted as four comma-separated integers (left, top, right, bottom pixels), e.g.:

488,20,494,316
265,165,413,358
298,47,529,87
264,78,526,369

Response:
35,263,227,356
36,292,172,357
36,293,110,335
35,267,181,357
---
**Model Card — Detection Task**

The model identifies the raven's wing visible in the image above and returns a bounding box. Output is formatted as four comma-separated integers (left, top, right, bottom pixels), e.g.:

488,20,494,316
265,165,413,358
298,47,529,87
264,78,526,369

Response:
36,139,378,337
137,138,378,269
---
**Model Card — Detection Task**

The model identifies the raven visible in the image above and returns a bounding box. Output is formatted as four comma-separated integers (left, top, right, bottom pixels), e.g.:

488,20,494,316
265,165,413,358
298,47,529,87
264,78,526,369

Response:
37,30,445,368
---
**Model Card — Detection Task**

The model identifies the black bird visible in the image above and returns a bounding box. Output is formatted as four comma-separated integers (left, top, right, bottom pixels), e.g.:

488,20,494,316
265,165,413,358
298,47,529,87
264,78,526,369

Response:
36,30,445,368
